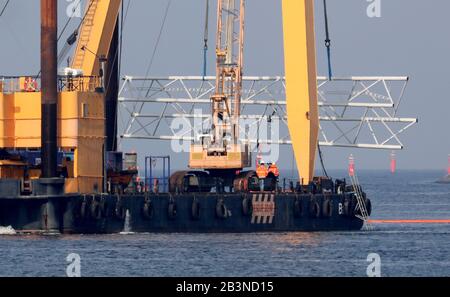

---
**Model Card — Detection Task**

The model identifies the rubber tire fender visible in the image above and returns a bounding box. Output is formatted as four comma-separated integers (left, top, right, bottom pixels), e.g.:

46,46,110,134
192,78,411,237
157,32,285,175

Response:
90,200,102,220
309,196,321,218
293,196,303,218
322,197,333,218
191,197,201,220
242,195,253,217
79,198,88,220
142,197,154,220
100,197,108,218
168,198,177,220
343,197,352,217
115,195,126,220
216,199,228,219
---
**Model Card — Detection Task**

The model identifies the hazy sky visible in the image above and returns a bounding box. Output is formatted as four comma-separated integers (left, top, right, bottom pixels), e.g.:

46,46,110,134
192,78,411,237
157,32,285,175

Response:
0,0,449,173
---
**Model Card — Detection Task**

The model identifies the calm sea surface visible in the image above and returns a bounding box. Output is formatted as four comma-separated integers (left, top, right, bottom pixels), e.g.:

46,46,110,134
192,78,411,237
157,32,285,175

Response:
0,170,449,277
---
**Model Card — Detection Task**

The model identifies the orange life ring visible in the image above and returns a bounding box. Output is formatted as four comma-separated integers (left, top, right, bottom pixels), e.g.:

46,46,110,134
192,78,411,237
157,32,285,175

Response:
24,78,38,92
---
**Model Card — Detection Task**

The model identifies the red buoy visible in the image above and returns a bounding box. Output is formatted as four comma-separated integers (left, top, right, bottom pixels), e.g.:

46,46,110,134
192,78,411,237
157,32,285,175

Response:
447,155,450,175
390,151,397,174
348,154,355,177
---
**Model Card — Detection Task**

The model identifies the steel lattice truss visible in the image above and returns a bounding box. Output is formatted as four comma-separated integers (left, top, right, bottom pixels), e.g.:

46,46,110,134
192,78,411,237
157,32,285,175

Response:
118,76,417,150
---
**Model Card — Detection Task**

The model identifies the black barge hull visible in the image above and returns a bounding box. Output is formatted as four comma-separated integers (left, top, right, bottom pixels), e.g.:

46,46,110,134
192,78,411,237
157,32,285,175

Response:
0,193,364,234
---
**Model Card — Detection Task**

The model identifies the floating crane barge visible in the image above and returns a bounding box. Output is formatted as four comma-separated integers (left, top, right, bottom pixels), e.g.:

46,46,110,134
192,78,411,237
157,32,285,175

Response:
0,0,404,234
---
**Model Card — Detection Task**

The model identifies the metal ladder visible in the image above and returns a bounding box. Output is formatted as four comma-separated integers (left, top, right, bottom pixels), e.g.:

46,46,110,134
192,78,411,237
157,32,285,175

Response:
349,172,372,231
72,0,99,69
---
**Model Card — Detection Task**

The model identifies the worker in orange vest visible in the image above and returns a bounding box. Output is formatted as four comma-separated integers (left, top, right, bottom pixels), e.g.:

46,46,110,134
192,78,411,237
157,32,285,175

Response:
268,163,280,178
256,162,269,179
256,162,269,191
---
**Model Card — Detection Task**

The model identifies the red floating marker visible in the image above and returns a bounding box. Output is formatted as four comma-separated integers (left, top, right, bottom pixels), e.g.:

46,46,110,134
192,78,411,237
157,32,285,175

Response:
390,151,397,174
447,155,450,175
348,154,355,177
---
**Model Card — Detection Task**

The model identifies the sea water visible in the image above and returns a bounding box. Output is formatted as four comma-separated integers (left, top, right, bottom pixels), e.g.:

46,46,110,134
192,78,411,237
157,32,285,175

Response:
0,170,449,277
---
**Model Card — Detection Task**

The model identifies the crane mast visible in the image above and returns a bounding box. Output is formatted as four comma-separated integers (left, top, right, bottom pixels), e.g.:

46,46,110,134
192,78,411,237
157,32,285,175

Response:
212,0,245,150
189,0,250,172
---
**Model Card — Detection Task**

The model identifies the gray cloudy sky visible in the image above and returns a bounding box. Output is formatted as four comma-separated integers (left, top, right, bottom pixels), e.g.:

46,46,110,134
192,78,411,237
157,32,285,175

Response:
0,0,449,172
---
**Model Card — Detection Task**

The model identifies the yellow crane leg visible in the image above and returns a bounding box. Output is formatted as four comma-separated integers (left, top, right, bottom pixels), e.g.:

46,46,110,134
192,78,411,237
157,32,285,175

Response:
72,0,122,77
282,0,319,185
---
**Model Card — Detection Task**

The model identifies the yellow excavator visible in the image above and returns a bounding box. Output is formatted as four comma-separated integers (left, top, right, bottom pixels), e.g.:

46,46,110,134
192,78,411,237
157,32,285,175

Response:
173,0,319,193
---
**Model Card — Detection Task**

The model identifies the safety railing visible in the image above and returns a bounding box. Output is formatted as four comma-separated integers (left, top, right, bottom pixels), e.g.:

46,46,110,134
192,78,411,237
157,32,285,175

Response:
0,76,102,93
0,76,39,93
58,76,103,92
144,156,171,193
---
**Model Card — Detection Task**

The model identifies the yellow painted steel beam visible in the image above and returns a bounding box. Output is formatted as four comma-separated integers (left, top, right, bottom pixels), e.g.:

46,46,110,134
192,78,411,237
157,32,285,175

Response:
282,0,319,185
72,0,121,76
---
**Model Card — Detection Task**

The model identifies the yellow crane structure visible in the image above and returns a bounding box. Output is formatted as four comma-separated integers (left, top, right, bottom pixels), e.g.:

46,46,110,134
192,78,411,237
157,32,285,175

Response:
71,0,121,79
0,0,122,194
189,0,318,186
282,0,319,185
